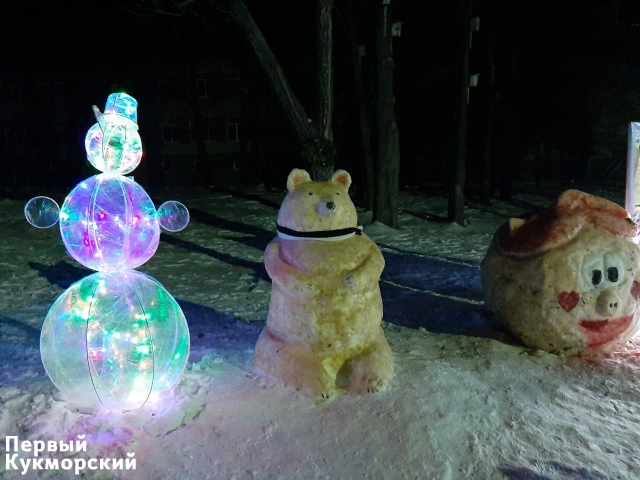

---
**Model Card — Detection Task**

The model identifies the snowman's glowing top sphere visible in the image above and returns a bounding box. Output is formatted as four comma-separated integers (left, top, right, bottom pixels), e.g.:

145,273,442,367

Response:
40,271,190,412
60,173,160,272
85,93,142,175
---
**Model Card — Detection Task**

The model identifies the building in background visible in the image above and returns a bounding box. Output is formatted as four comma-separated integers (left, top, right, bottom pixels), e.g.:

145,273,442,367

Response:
0,58,299,188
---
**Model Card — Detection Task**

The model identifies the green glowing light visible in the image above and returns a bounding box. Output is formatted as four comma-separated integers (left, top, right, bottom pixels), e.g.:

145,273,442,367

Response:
135,345,150,355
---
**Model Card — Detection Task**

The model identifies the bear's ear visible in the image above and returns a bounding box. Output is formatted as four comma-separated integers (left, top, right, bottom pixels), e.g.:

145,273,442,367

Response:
332,170,352,190
287,169,312,192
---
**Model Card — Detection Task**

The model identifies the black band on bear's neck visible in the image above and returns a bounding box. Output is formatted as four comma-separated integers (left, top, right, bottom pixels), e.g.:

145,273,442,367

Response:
276,224,362,239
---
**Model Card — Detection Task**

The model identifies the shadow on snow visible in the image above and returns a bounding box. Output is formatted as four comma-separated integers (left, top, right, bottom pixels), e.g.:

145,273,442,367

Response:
379,249,508,342
213,188,282,210
187,207,274,252
27,240,514,348
160,233,270,284
500,462,609,480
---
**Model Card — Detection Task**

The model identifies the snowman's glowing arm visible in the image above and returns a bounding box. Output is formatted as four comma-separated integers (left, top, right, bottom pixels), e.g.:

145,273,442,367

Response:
24,196,60,229
92,105,107,131
157,201,190,232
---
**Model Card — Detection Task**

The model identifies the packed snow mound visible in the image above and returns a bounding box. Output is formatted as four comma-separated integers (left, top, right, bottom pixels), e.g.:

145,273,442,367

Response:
0,182,639,479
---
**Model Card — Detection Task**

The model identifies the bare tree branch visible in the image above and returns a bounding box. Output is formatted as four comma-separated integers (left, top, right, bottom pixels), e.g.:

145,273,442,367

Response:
222,0,313,141
611,0,640,27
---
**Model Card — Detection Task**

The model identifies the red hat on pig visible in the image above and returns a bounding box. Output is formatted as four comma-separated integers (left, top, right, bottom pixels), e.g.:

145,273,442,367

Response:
494,189,638,256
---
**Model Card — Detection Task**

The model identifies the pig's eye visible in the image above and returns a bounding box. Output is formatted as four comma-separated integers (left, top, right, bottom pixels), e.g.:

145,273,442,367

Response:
604,253,624,284
336,192,340,195
308,192,313,196
582,252,604,289
592,270,602,286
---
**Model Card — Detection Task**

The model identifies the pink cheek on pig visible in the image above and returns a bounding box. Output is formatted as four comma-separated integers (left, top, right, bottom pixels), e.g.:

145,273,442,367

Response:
631,281,640,301
557,291,580,312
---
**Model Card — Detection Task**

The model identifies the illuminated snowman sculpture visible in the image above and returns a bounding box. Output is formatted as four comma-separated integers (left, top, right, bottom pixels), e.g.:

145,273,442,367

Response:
25,93,190,412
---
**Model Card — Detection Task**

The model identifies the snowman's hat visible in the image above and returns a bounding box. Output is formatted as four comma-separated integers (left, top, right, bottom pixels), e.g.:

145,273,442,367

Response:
93,92,138,126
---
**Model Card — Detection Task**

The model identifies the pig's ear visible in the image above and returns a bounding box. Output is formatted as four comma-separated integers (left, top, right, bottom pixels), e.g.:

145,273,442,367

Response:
287,169,312,192
508,217,526,236
332,170,352,190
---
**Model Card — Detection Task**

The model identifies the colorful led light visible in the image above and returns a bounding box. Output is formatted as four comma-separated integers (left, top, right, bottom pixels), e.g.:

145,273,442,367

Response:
59,173,160,272
85,93,142,175
40,271,189,412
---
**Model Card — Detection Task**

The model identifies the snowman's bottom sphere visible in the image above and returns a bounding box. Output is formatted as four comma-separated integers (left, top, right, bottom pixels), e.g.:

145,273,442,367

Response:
41,271,190,412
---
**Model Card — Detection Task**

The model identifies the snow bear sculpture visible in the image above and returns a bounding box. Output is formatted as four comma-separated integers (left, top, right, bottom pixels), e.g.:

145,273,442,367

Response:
481,189,640,356
254,169,392,397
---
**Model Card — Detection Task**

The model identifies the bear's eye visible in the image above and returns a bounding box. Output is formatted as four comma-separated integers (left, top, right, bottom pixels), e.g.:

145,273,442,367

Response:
607,267,619,283
592,270,602,286
308,192,313,196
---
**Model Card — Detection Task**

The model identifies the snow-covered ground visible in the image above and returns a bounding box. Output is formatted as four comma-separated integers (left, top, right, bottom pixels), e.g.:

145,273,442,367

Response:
1,181,639,480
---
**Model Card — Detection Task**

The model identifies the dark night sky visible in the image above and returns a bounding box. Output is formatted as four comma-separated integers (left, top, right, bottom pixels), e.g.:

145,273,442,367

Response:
2,0,638,89
1,0,640,185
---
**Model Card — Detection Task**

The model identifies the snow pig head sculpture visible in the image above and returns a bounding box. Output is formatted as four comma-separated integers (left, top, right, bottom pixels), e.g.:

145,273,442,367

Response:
481,189,640,356
254,169,393,398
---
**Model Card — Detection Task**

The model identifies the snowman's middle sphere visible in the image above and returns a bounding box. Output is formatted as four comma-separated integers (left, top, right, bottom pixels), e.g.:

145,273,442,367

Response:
60,174,160,271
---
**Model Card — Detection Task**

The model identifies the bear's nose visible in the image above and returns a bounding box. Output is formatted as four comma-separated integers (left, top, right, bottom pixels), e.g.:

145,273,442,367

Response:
595,289,621,317
326,201,336,211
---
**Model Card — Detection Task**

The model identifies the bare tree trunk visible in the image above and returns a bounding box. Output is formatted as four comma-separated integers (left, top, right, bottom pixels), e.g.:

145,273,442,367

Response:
371,0,399,228
496,0,526,200
316,0,333,141
480,0,495,205
481,95,496,203
308,0,336,181
223,0,313,143
347,0,375,212
449,0,473,226
224,0,336,181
